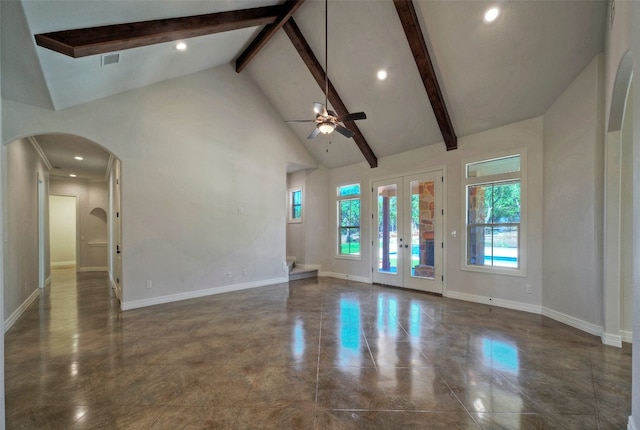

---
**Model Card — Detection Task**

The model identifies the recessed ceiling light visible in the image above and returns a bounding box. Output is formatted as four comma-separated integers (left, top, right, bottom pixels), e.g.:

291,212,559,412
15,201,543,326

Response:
74,156,83,161
69,174,77,178
176,42,187,51
484,7,500,23
377,70,388,81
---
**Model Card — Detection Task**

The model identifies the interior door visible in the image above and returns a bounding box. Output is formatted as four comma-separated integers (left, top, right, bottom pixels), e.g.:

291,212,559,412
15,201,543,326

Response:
373,172,443,294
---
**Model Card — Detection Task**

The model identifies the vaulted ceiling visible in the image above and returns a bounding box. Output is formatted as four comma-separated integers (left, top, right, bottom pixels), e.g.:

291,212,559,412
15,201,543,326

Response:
1,0,606,170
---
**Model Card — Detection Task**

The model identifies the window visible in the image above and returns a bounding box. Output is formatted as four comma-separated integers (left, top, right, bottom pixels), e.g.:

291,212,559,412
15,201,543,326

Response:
289,188,302,223
463,152,526,276
337,183,361,257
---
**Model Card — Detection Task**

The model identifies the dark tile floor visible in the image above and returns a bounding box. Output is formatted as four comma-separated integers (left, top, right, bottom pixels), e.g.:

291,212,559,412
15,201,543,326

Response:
5,268,632,429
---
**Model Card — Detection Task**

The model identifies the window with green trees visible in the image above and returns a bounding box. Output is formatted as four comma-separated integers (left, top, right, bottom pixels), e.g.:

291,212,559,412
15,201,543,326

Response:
465,153,525,273
337,184,360,256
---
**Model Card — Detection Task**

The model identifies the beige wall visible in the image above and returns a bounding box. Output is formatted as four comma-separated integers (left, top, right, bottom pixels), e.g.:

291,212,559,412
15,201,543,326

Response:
286,170,306,262
3,65,317,308
3,137,50,323
542,54,605,329
310,116,544,308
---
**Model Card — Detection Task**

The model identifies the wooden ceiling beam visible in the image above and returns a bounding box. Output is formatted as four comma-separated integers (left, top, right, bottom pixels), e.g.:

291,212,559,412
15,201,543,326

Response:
235,0,306,73
283,19,378,168
393,0,457,151
34,5,283,58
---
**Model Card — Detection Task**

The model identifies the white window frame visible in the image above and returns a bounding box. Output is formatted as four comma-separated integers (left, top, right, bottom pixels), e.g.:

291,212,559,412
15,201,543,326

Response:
336,183,361,260
289,187,303,223
461,149,527,277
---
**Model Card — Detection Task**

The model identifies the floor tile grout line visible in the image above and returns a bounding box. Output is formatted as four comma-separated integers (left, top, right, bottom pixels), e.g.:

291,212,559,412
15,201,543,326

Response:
587,343,603,430
313,302,324,429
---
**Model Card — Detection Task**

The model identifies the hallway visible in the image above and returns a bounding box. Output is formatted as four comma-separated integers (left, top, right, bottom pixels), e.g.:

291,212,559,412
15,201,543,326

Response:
4,268,632,429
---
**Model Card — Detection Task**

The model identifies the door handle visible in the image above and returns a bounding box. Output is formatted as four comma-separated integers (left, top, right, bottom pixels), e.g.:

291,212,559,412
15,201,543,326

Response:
117,245,121,254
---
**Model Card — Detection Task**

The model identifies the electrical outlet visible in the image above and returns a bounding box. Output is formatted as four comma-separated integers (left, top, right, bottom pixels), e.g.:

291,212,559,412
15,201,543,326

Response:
242,269,247,276
146,280,152,289
525,284,532,294
226,271,232,278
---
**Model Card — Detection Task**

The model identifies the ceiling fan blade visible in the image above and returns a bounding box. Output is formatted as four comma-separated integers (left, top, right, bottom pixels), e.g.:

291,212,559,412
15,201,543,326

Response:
335,124,355,139
286,119,315,123
307,127,321,139
337,112,367,122
327,109,337,117
313,102,328,117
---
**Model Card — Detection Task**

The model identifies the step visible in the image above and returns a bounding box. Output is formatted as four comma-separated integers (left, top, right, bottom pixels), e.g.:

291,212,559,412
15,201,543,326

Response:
289,267,318,281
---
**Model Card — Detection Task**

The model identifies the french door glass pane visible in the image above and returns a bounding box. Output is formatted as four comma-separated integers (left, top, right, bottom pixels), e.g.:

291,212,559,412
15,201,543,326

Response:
410,179,435,279
377,184,397,274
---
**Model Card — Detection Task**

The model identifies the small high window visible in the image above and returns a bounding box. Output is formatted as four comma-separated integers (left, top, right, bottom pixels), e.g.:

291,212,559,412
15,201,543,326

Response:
289,188,302,223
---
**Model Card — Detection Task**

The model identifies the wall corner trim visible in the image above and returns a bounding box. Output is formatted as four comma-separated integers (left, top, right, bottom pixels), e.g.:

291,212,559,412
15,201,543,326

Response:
602,332,624,347
628,416,637,430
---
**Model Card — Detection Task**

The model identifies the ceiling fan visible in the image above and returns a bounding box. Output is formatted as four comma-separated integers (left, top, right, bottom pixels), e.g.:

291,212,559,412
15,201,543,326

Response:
286,0,366,139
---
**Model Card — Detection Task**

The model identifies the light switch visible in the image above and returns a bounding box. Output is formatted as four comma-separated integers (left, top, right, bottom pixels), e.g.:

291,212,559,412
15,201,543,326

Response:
451,230,457,238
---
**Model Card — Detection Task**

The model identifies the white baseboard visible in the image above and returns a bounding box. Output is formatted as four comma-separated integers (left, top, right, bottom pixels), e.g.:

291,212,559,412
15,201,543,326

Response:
51,260,76,268
78,266,108,272
319,271,372,284
445,290,542,314
121,276,288,311
4,287,40,333
621,330,633,343
629,416,637,430
542,306,603,337
602,333,623,347
45,276,52,287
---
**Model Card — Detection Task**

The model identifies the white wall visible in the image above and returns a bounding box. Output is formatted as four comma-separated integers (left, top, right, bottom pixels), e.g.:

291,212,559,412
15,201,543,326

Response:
3,64,317,308
3,137,50,321
49,178,109,271
542,54,605,330
621,84,634,333
306,117,544,306
286,170,305,262
631,3,640,428
0,2,6,422
49,194,76,266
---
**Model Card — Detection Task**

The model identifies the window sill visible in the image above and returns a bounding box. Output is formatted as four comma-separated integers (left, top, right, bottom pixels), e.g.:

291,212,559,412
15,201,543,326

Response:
288,219,302,224
461,264,526,277
335,254,361,261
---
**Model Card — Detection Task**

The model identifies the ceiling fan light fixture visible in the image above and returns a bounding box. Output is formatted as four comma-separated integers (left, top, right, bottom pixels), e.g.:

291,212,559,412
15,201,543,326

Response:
318,122,336,134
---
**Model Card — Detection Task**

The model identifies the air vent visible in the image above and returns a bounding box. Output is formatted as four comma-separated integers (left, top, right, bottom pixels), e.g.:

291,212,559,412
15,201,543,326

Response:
101,53,120,67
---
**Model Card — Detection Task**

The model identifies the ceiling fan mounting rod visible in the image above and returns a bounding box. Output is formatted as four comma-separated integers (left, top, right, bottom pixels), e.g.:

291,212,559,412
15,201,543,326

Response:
324,0,329,108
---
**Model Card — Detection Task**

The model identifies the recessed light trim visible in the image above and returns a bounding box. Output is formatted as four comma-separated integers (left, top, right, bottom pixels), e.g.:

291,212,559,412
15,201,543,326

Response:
74,156,83,161
484,6,500,23
69,174,77,178
377,70,388,81
176,42,187,51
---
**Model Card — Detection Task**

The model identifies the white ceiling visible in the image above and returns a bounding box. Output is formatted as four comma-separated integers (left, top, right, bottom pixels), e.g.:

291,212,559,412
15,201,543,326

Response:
1,0,606,170
33,134,113,181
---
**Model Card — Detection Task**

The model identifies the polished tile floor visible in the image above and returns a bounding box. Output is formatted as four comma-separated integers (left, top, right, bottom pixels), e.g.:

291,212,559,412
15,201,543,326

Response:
5,268,632,429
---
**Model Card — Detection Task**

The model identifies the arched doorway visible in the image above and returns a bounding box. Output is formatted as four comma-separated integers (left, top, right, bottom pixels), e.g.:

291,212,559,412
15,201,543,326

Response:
603,51,633,346
2,133,123,329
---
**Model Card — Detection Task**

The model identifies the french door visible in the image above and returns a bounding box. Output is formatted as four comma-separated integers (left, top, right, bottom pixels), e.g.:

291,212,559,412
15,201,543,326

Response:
372,171,443,294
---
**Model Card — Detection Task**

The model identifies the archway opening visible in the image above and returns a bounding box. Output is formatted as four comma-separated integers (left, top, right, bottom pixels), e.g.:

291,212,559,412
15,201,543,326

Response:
2,133,123,330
